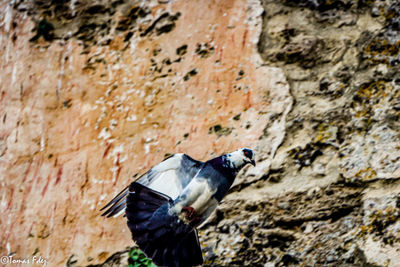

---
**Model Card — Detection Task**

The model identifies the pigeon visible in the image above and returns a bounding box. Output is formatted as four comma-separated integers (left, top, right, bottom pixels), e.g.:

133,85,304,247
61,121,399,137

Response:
101,148,255,267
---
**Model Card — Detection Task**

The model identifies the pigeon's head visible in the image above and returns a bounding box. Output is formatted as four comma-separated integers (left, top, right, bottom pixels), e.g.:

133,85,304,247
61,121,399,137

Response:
224,148,256,170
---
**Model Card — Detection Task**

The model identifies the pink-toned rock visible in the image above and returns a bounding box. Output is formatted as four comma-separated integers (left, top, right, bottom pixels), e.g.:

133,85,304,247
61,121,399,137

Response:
0,0,291,265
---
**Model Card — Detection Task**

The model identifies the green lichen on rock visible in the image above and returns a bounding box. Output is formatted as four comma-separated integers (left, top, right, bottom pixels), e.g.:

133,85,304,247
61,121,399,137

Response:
128,247,157,267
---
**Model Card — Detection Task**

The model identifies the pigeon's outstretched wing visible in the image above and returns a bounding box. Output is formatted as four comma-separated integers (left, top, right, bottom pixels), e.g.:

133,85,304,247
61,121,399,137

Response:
100,154,203,218
125,182,203,267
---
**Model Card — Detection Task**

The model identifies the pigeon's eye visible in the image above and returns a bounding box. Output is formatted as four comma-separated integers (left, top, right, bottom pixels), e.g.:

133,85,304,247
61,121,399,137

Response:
243,149,253,159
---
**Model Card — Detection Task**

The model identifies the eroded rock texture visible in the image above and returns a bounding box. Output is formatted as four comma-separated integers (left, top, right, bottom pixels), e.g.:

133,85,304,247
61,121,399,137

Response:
0,0,399,266
201,1,400,266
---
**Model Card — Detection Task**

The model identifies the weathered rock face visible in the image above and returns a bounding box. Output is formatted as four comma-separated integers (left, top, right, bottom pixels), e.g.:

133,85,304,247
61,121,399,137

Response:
0,0,399,266
200,1,400,266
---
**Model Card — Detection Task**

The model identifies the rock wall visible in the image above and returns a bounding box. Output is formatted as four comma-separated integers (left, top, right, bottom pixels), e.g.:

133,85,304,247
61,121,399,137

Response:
0,0,399,266
201,1,400,266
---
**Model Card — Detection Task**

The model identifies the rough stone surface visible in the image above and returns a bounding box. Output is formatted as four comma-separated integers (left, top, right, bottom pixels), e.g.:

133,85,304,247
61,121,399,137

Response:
0,0,399,266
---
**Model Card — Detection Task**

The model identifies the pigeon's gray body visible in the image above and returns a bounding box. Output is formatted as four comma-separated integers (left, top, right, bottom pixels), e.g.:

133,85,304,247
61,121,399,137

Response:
101,148,255,267
139,154,204,200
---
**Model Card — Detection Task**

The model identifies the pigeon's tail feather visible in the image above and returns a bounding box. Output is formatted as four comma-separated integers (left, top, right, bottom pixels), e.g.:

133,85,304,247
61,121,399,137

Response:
165,229,203,267
126,182,203,267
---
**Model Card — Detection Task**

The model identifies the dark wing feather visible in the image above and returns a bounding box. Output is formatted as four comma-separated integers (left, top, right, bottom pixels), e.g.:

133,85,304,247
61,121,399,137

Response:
125,182,202,267
101,153,203,218
100,186,129,217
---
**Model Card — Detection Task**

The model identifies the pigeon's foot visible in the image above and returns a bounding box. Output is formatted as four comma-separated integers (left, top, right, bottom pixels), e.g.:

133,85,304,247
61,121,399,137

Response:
182,206,196,220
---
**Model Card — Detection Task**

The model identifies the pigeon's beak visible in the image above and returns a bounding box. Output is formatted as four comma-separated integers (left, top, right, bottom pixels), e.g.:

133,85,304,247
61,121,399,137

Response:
250,159,256,166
